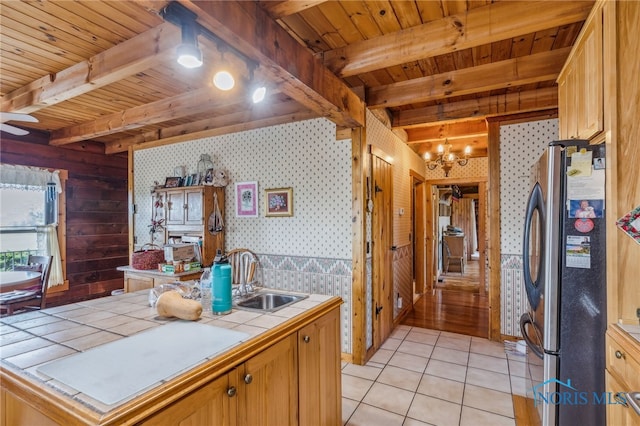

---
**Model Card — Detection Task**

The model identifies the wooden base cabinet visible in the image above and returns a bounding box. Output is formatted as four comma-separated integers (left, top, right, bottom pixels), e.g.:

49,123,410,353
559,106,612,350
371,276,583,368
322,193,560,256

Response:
605,326,640,425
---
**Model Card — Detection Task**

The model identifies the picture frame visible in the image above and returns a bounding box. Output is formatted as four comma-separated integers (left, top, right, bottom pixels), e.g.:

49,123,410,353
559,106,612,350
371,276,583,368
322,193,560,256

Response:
616,205,640,246
164,176,181,188
235,181,258,217
265,187,293,217
189,173,199,186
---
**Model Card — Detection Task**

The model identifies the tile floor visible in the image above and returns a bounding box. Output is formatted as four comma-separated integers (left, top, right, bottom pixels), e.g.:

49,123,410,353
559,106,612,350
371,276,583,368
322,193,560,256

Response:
341,325,529,426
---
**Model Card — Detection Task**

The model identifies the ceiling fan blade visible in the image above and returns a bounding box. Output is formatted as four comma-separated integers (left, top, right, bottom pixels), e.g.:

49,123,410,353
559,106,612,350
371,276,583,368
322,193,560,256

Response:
0,123,30,136
0,112,39,123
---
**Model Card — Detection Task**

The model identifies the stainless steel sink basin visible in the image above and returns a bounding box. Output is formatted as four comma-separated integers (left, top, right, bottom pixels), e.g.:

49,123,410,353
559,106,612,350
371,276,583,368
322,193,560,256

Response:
234,292,307,312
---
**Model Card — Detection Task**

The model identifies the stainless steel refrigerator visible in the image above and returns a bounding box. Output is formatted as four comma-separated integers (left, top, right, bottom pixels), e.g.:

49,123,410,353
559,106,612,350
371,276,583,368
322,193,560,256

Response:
520,140,607,426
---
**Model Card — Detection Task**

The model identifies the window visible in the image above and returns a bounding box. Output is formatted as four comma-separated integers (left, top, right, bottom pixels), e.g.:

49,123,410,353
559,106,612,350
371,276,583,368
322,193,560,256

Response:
0,186,57,269
0,164,67,289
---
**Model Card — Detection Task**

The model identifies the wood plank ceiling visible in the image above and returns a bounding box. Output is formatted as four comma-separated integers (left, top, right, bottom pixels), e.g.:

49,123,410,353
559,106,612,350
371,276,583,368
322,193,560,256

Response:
0,1,593,157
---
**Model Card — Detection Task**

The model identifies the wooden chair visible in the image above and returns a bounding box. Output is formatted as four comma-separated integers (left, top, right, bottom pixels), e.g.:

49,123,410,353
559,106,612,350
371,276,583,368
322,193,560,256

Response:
443,240,464,275
0,255,53,315
226,248,259,296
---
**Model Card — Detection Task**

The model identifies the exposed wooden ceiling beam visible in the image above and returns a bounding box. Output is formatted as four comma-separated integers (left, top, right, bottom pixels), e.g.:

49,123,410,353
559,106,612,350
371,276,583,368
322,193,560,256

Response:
405,120,487,144
107,99,317,154
366,47,570,108
322,1,593,77
186,0,364,128
259,1,328,19
49,86,242,146
393,87,558,128
1,22,180,114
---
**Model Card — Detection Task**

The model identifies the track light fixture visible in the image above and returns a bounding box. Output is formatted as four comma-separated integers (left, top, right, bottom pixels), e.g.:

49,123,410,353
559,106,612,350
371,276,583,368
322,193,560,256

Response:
176,21,202,68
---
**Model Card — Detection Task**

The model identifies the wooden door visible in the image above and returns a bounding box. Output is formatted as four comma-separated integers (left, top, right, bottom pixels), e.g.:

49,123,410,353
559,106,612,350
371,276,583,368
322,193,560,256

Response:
298,307,341,426
238,335,298,426
413,179,426,295
371,155,393,350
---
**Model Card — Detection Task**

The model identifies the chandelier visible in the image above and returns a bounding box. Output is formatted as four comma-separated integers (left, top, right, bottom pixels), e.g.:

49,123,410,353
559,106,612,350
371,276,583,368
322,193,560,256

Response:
424,140,471,177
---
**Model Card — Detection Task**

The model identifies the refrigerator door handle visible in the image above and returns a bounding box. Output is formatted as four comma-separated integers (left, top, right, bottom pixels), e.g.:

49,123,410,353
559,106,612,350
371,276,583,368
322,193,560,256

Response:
522,182,546,311
520,313,544,359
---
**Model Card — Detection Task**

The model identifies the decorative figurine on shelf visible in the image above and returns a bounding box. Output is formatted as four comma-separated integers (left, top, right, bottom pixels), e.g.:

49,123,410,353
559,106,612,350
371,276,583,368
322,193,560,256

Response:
197,154,214,184
212,169,228,187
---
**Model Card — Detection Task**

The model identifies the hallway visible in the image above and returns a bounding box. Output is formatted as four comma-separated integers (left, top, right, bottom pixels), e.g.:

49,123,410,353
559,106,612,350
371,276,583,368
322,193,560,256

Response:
402,259,489,338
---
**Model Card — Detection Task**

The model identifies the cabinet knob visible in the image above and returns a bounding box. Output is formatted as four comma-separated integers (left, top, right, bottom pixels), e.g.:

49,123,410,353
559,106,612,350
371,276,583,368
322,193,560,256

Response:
227,386,237,397
303,335,310,343
615,350,625,360
244,374,253,384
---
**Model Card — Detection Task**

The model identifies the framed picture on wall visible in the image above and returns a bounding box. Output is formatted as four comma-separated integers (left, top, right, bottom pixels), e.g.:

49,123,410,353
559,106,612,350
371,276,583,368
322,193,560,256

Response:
235,181,258,217
265,187,293,217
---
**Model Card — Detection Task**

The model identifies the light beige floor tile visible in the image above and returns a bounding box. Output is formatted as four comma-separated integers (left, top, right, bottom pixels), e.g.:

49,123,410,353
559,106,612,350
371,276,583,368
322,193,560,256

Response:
440,331,471,341
369,348,395,364
404,330,439,346
508,359,527,378
431,346,469,366
366,361,387,369
417,374,465,404
342,363,383,381
409,327,440,336
460,406,516,426
346,403,405,426
425,359,467,383
381,337,402,351
468,352,509,374
377,365,423,392
465,367,511,393
470,339,507,359
402,418,431,426
363,382,415,416
342,397,359,424
407,393,461,425
396,340,434,358
463,384,514,418
342,373,374,401
388,352,429,373
436,335,471,352
390,327,410,340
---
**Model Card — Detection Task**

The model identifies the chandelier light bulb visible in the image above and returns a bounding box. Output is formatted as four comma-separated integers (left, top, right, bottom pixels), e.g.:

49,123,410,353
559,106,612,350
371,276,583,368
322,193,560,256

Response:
213,71,235,91
437,144,444,154
464,145,471,155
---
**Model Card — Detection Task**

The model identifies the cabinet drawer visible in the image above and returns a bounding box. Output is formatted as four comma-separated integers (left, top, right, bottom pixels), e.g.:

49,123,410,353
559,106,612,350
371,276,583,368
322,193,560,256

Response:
606,328,640,392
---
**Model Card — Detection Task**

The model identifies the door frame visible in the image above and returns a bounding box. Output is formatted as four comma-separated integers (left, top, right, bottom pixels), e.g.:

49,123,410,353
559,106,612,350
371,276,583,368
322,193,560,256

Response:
424,177,489,314
410,170,426,298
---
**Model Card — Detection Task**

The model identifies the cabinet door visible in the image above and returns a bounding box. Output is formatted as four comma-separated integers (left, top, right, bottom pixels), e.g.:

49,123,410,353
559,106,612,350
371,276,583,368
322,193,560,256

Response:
557,65,576,140
606,371,636,426
140,371,237,426
576,9,603,140
166,191,186,225
124,273,154,293
237,334,298,426
298,307,341,426
184,189,204,225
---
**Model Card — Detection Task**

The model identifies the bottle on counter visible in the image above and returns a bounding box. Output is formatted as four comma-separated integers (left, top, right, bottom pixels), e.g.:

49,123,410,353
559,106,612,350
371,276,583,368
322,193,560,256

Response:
211,252,232,315
199,268,212,313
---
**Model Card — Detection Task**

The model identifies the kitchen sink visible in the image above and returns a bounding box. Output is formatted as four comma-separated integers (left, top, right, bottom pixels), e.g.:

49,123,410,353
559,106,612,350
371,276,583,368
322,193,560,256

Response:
234,292,307,313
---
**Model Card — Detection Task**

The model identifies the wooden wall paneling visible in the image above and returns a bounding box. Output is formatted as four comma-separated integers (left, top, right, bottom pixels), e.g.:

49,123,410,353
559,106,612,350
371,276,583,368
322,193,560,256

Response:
487,119,502,341
0,134,129,307
614,1,640,324
350,126,366,365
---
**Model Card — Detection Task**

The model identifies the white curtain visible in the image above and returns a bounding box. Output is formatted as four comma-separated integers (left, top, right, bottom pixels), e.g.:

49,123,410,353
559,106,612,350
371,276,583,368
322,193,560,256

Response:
1,164,64,287
0,164,62,193
37,225,64,288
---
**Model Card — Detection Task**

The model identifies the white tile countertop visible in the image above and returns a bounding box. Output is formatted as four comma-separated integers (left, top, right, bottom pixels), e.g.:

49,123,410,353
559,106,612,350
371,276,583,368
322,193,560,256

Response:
0,289,338,417
619,323,640,344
